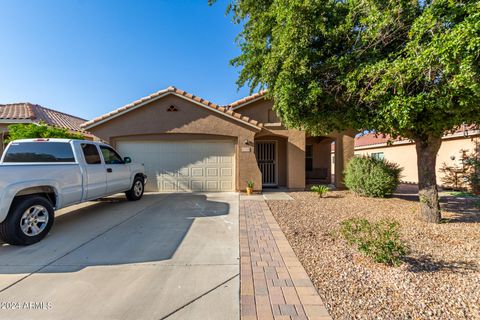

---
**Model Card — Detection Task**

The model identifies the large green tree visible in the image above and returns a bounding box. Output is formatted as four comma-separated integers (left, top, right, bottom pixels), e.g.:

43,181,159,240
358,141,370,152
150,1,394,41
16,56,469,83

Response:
213,0,480,223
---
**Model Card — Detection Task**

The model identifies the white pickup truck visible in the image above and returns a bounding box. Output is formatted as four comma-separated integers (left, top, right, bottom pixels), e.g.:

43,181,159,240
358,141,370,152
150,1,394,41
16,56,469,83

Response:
0,139,147,246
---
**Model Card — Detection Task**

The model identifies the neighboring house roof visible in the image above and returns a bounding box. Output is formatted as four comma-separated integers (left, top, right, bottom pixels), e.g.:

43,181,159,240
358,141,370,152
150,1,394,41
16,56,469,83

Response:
0,103,88,133
226,91,267,110
355,133,400,148
81,86,262,130
355,126,479,149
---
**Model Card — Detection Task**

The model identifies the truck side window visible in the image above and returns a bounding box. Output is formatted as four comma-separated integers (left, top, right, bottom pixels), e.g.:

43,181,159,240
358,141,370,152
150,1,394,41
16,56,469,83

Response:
81,144,102,164
100,146,124,165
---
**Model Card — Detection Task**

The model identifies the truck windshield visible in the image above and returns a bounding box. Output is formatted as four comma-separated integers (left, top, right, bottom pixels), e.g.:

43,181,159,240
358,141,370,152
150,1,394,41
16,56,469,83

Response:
3,142,75,163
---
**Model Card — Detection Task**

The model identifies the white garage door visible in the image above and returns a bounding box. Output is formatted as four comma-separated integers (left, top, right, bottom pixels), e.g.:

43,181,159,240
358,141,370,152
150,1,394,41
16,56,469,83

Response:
116,140,235,192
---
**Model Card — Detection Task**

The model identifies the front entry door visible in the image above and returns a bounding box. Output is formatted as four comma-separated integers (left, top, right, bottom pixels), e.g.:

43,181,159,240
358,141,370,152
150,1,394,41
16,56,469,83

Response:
255,141,277,186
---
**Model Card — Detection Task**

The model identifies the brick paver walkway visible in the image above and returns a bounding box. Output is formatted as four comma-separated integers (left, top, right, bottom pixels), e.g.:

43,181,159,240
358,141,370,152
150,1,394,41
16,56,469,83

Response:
240,199,331,320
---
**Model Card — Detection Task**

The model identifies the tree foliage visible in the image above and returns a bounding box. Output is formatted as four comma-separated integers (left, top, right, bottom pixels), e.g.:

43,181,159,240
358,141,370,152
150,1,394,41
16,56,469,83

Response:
6,123,84,143
213,0,480,222
217,0,480,139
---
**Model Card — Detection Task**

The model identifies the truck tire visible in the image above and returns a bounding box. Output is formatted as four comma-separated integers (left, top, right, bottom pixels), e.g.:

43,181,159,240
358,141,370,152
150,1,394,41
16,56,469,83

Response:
125,176,144,201
0,196,55,246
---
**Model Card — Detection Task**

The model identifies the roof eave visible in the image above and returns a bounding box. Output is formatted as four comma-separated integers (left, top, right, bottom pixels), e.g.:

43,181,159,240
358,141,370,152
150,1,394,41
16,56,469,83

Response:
82,91,262,131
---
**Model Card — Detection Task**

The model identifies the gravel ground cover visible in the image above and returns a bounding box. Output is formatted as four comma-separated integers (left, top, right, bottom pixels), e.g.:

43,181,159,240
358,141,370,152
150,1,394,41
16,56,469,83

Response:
267,187,480,319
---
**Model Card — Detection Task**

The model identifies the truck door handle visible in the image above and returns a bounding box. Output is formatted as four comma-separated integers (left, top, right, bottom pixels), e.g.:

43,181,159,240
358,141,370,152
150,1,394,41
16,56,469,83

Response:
106,168,113,173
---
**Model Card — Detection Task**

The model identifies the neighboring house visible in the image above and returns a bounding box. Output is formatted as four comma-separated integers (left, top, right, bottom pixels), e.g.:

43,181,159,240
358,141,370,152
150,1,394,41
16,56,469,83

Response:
352,128,480,186
81,86,355,192
0,103,93,154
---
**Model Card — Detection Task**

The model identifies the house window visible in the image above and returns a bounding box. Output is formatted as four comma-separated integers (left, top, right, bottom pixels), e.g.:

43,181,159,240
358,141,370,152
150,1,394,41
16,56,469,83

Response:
306,145,313,171
371,152,384,160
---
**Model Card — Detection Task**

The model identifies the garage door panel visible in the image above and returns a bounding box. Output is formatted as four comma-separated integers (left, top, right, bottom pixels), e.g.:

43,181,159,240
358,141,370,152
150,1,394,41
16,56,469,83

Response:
221,168,233,177
177,180,190,191
162,180,176,192
206,168,219,177
178,168,190,177
221,156,233,163
191,167,203,177
117,140,235,192
206,181,219,191
191,181,203,192
220,181,233,191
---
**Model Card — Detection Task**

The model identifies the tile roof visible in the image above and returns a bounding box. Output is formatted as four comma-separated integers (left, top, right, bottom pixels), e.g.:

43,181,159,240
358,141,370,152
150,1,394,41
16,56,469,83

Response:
226,90,267,109
0,103,35,120
355,132,400,148
81,86,263,130
0,103,88,133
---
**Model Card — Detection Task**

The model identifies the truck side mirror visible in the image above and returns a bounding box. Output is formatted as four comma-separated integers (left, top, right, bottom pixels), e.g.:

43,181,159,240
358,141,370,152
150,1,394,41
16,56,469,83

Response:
124,157,132,164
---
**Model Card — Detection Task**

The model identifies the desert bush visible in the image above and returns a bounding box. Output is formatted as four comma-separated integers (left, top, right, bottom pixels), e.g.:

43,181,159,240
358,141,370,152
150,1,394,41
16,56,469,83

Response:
340,218,407,266
344,156,402,197
310,185,330,197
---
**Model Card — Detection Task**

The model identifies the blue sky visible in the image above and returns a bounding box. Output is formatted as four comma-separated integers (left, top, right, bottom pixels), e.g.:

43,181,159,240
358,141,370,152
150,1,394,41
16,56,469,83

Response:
0,0,250,120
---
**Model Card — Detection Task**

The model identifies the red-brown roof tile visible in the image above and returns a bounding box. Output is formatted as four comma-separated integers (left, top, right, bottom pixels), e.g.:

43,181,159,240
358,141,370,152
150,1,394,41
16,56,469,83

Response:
355,132,399,147
226,90,267,109
0,103,35,120
0,103,88,133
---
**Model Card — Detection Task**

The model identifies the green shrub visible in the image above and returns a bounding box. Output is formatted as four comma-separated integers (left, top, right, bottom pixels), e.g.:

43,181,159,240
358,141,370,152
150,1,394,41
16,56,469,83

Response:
246,180,254,188
6,123,84,143
340,218,407,266
344,156,402,197
310,185,330,197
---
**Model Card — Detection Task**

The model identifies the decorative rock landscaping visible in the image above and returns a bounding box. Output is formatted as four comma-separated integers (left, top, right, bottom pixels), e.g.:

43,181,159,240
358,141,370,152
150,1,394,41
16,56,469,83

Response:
267,189,480,319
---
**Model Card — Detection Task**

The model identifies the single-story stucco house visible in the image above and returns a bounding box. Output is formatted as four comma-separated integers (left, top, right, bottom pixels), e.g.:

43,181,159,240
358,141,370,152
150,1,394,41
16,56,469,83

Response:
81,86,355,192
0,103,93,154
351,128,480,187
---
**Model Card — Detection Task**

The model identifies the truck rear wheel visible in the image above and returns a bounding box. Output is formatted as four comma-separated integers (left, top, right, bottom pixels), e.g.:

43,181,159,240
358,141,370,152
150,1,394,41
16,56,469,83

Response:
0,196,55,246
125,176,144,201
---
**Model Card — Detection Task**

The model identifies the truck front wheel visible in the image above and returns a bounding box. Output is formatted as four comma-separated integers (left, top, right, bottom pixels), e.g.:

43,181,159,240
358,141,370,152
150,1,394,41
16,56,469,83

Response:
125,176,144,201
0,196,55,246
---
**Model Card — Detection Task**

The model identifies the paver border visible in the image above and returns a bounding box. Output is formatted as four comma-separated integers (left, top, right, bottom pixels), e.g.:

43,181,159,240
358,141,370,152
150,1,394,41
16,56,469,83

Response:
239,199,331,320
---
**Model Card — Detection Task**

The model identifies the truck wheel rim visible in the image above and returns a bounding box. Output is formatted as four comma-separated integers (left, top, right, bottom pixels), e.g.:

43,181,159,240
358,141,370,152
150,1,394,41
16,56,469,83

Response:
20,205,49,237
134,181,143,197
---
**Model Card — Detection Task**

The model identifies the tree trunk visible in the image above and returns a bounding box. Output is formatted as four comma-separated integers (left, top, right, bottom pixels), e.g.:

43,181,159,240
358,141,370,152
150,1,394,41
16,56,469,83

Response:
415,135,442,223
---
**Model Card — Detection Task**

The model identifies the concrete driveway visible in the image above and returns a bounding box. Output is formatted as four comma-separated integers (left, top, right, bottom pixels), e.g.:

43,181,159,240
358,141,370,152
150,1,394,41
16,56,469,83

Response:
0,193,239,320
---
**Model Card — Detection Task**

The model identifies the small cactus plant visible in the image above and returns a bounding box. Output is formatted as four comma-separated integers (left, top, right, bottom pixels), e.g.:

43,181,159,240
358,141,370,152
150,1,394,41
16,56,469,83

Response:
311,185,330,197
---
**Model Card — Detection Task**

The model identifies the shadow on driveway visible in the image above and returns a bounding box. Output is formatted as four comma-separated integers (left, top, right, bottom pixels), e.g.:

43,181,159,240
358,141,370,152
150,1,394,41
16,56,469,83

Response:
0,193,230,274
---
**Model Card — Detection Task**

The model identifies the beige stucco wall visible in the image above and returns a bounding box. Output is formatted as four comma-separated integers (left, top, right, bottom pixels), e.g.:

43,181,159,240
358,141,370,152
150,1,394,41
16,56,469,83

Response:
241,99,354,189
87,94,262,191
333,131,355,189
234,99,276,123
355,136,480,185
240,99,306,189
